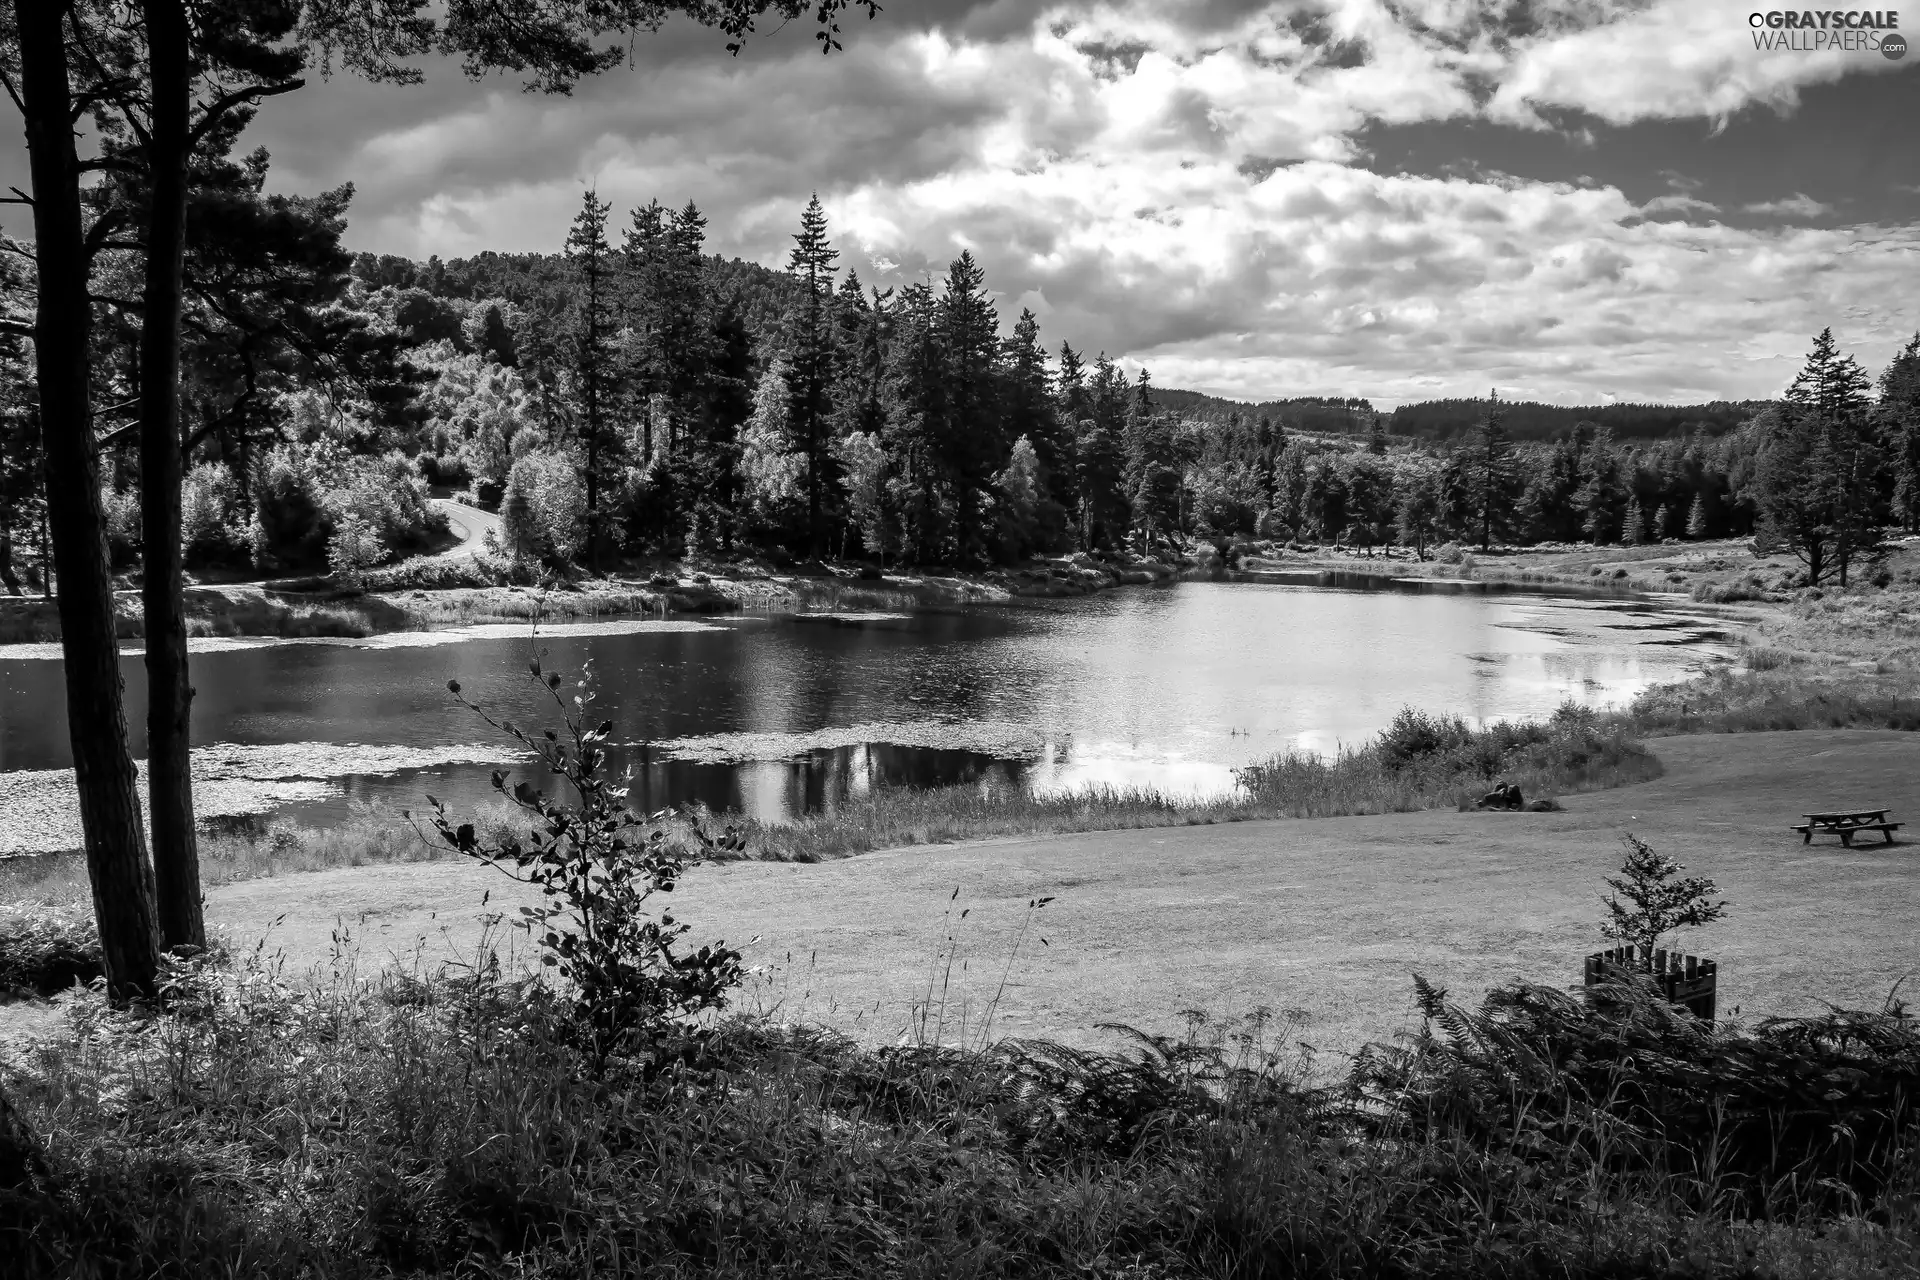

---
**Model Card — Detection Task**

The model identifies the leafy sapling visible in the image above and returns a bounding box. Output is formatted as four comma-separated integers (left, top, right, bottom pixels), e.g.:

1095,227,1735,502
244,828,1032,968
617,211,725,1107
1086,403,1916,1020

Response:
420,649,744,1069
1600,832,1727,958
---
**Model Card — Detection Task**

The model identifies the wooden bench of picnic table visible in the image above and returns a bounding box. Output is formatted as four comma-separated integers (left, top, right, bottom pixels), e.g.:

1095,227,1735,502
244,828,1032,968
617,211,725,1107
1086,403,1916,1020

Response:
1791,808,1902,846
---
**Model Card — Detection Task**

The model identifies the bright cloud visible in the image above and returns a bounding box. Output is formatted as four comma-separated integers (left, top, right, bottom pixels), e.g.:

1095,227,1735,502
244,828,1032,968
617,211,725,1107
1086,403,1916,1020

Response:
231,0,1920,406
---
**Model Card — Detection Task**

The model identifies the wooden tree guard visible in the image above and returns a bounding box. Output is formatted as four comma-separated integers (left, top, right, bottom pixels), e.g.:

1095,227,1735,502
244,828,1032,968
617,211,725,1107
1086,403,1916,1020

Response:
1584,944,1717,1021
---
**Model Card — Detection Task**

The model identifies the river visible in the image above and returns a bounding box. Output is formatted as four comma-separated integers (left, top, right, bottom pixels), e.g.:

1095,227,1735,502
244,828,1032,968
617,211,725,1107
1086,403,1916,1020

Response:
0,579,1732,855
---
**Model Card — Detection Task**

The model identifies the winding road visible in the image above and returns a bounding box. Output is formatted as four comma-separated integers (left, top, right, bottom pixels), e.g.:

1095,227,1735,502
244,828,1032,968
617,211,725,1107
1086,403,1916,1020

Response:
425,498,502,560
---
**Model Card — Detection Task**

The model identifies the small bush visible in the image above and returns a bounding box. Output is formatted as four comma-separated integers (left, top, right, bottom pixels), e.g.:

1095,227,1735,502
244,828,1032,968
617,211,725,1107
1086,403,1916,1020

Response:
1693,578,1775,604
0,905,101,997
425,656,745,1065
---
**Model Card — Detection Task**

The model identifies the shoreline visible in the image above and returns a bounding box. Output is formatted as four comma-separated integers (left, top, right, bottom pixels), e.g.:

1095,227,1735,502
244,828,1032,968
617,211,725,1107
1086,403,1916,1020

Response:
0,534,1777,651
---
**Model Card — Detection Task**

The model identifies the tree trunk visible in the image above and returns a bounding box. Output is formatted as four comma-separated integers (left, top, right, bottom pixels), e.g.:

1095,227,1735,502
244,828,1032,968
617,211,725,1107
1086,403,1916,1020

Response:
0,524,19,595
139,0,204,950
16,0,163,999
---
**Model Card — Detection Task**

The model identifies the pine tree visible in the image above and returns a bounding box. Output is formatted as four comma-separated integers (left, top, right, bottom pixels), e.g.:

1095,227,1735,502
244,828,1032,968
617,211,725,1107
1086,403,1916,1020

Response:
1753,329,1880,585
1076,354,1129,550
623,199,717,467
1123,368,1180,550
1367,413,1387,455
934,252,1003,564
1001,309,1069,550
1623,495,1644,545
884,280,946,563
1470,391,1518,551
785,194,839,557
1577,427,1626,544
1652,503,1670,542
1879,333,1920,532
1394,467,1440,560
1686,491,1709,539
1254,414,1280,509
563,187,624,566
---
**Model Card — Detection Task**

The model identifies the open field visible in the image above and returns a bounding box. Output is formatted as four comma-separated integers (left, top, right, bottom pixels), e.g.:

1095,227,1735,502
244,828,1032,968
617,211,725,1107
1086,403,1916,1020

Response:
10,730,1912,1066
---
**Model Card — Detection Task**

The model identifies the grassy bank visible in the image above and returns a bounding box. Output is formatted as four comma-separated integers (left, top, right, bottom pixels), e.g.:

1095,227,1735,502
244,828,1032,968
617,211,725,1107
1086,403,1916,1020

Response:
742,706,1653,862
3,939,1915,1278
0,708,1652,994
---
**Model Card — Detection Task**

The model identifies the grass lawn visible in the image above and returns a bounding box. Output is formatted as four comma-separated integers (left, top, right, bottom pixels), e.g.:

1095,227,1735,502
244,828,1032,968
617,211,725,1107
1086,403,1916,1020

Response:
14,729,1909,1067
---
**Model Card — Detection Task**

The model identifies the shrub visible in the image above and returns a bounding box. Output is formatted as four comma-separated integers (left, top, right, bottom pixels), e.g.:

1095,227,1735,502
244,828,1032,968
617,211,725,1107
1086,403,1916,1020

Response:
249,442,445,573
99,484,142,569
180,462,247,567
1692,578,1775,604
326,511,383,584
501,451,583,565
1351,974,1920,1220
1377,707,1474,771
1599,833,1727,954
423,655,745,1067
0,906,101,997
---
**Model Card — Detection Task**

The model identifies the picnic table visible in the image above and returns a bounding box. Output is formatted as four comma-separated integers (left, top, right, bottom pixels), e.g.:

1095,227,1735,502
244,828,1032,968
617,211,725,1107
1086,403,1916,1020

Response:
1792,808,1902,846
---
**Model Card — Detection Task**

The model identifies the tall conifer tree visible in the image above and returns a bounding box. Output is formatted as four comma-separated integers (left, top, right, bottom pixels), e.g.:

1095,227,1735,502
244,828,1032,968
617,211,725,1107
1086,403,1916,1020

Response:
564,188,623,565
785,194,839,556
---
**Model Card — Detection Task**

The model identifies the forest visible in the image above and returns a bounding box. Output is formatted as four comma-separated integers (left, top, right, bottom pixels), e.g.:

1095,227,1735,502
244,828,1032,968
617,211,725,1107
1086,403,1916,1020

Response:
7,178,1919,592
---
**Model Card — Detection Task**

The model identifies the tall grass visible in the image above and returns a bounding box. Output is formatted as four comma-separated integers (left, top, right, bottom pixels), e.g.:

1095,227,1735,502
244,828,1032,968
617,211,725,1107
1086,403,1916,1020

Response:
735,705,1654,862
2,944,1913,1278
1626,666,1920,735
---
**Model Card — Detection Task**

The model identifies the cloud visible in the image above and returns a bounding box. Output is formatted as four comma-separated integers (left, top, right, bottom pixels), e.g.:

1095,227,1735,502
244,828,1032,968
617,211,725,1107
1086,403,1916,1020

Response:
4,0,1901,405
1639,193,1721,217
1743,193,1835,217
832,152,1920,404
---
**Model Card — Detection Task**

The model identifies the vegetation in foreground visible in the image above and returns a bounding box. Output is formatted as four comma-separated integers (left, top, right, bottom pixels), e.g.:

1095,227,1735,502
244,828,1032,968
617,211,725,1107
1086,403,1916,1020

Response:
3,884,1916,1277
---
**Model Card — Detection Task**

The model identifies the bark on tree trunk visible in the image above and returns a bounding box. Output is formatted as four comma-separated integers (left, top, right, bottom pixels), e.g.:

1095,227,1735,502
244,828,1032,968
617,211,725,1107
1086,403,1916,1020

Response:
16,0,163,998
0,525,20,595
139,0,204,950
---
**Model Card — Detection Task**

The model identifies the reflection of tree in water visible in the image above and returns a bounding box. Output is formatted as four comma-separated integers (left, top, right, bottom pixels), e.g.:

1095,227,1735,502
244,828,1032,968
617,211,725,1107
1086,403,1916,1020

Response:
602,741,1022,824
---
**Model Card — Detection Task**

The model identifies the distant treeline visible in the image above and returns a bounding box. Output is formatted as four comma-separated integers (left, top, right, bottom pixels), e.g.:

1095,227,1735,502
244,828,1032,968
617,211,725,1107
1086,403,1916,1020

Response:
1150,390,1378,436
1385,399,1763,442
353,248,807,348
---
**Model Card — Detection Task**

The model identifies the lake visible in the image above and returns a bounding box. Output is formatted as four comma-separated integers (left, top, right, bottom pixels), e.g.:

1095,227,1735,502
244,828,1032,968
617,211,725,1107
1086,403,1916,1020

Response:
0,579,1731,854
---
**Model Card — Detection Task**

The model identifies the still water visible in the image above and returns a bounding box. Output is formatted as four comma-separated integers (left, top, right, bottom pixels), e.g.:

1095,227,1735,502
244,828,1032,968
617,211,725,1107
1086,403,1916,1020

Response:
0,581,1729,851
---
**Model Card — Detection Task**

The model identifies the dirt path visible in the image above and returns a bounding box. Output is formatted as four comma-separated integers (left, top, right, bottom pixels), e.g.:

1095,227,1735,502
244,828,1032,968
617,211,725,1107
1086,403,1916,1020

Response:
9,731,1918,1061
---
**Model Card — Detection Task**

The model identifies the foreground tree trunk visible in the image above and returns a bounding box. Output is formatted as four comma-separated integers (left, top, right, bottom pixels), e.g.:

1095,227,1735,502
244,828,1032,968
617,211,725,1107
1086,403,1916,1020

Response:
16,0,163,997
138,0,204,950
0,525,20,595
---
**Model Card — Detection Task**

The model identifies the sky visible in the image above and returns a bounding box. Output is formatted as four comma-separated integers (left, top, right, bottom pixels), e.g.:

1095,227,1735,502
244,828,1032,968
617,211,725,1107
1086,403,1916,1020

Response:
7,0,1920,408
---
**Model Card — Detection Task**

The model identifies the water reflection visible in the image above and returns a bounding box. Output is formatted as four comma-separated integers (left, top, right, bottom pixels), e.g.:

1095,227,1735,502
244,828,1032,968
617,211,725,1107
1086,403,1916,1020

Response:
0,580,1732,835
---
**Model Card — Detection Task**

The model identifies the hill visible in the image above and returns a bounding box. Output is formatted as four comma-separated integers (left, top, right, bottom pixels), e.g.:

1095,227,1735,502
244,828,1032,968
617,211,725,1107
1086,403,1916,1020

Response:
1386,398,1761,442
1154,387,1761,442
1152,388,1379,435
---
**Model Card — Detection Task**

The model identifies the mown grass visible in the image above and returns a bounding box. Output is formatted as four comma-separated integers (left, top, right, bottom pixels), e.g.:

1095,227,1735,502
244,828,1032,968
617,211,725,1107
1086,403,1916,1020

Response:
2,939,1914,1279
